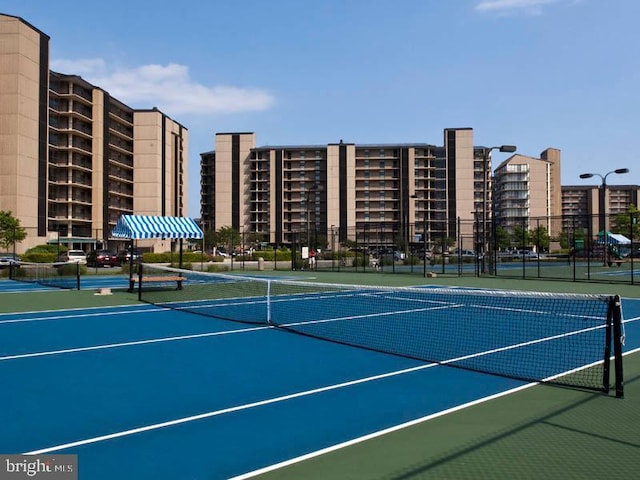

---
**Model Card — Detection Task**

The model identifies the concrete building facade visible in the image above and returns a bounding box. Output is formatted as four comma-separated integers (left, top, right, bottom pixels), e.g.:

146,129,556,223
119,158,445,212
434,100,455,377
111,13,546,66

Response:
561,184,640,235
493,148,562,236
200,129,507,252
0,13,187,253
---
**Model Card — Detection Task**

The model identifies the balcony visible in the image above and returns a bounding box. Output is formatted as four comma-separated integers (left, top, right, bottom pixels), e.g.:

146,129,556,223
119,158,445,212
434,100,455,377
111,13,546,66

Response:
109,121,134,140
108,107,134,125
69,194,92,205
108,183,134,197
69,175,92,187
108,169,134,183
109,137,134,154
109,152,134,169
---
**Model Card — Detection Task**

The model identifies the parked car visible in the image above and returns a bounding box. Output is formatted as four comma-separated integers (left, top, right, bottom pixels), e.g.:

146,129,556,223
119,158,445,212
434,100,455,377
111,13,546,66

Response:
453,249,476,258
57,250,87,264
513,250,539,260
116,248,142,265
0,253,20,269
87,250,117,267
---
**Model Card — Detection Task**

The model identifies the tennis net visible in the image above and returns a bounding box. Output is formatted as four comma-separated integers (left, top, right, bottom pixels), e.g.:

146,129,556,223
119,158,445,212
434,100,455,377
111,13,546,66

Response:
135,263,624,396
11,261,81,290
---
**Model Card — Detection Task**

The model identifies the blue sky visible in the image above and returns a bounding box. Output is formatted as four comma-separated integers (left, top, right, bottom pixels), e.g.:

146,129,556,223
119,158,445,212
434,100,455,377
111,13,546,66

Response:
5,0,639,217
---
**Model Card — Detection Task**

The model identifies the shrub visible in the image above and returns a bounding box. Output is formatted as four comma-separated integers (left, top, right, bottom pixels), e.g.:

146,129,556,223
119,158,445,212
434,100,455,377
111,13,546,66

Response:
380,257,395,266
56,263,87,276
206,264,229,272
120,263,140,275
182,253,209,263
21,252,57,263
352,254,369,267
403,256,421,266
170,262,192,270
142,252,212,264
25,244,62,255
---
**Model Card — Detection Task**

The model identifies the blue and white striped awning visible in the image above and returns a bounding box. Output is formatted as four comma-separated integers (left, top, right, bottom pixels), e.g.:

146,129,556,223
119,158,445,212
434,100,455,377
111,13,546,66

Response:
111,215,203,240
597,231,631,245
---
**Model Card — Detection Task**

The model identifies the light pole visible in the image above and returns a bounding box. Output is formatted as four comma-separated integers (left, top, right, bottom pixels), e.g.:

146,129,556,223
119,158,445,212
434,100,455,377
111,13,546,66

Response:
480,145,517,273
579,168,629,266
330,225,336,270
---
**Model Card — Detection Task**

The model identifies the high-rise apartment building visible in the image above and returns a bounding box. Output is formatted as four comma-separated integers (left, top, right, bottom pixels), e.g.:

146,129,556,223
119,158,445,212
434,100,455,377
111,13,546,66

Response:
493,148,562,236
0,13,187,252
561,184,640,234
200,129,506,251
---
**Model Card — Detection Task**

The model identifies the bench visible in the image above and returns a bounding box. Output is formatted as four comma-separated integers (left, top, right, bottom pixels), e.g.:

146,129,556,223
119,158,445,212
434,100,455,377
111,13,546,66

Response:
128,276,186,292
609,259,630,267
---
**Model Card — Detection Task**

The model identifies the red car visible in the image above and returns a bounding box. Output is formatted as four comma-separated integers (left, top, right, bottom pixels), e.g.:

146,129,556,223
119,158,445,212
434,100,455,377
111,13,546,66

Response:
87,249,117,267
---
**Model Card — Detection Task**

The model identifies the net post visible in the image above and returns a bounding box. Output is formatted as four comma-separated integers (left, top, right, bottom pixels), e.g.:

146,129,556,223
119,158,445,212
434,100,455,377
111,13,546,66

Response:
603,297,613,393
612,295,624,398
266,279,272,325
75,261,80,290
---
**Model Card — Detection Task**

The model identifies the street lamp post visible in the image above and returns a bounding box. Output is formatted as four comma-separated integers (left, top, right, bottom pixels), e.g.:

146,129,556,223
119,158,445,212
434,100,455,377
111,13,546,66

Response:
579,168,629,266
473,209,481,277
330,225,336,270
480,145,517,274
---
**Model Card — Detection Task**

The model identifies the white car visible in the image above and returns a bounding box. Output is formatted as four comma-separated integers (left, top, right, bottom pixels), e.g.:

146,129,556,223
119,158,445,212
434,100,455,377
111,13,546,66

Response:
513,251,539,260
59,250,87,264
0,254,20,269
453,249,476,258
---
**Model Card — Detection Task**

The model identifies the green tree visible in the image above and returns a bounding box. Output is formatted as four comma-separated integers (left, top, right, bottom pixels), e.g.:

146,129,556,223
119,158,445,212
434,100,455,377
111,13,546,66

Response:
511,225,529,249
242,230,264,248
203,229,220,251
612,204,640,240
0,210,27,251
558,231,570,250
558,228,586,250
217,226,240,253
530,225,551,252
433,236,455,253
494,226,511,250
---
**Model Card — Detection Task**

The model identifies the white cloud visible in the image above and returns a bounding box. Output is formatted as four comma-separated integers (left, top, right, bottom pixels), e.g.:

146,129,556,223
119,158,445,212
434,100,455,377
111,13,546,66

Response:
50,59,275,115
475,0,559,14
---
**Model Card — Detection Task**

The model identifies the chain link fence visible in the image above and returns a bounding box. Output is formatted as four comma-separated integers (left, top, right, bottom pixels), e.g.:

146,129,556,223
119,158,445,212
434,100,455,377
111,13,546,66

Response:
286,212,639,285
2,213,639,285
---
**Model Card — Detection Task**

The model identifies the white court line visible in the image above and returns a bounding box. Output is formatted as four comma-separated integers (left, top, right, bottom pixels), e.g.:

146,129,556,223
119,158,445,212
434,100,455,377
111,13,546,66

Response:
3,304,636,363
0,302,151,318
24,363,439,455
0,287,58,294
0,304,453,361
229,347,640,480
229,383,541,480
0,325,269,362
0,306,167,325
21,322,640,456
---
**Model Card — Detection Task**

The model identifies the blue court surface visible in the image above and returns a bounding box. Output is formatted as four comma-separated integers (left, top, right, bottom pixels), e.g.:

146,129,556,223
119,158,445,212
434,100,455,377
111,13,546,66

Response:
1,283,639,479
0,274,130,293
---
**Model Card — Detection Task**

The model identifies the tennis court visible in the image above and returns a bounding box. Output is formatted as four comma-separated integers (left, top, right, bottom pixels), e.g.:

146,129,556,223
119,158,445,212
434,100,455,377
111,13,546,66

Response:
1,270,639,479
